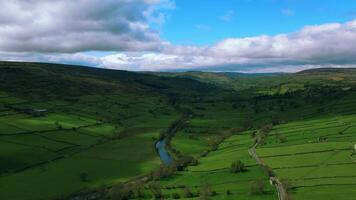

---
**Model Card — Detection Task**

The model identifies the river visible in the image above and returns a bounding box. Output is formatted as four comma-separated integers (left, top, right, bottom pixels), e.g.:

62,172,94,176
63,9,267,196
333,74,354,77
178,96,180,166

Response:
155,139,173,165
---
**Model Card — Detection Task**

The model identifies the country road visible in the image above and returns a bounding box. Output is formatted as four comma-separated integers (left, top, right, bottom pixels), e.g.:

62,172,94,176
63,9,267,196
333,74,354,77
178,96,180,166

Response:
248,139,289,200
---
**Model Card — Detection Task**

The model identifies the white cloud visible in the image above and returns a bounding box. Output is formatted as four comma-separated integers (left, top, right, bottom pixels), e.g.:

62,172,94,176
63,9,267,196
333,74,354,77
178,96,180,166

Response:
0,1,356,72
0,0,173,53
95,20,356,72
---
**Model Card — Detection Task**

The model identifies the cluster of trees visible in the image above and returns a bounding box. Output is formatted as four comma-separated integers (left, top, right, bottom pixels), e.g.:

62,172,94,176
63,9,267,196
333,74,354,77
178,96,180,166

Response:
109,181,224,200
230,160,245,173
258,124,273,145
275,132,288,143
109,181,145,200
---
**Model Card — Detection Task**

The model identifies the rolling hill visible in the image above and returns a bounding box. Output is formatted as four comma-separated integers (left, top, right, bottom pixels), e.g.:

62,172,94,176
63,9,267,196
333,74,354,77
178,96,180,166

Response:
0,61,355,200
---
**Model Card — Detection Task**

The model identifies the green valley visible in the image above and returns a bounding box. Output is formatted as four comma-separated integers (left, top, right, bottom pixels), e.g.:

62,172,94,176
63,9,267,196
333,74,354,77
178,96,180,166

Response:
0,61,355,200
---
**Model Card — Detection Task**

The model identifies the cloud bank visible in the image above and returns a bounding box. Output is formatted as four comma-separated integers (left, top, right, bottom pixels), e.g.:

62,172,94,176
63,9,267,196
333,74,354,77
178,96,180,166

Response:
100,20,356,72
0,0,356,72
0,0,173,53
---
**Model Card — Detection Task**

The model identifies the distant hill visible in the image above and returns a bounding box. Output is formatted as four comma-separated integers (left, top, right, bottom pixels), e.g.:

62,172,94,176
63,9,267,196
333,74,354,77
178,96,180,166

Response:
0,61,222,101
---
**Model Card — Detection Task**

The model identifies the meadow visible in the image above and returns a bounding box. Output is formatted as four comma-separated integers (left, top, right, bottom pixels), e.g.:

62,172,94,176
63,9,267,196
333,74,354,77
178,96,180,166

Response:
1,61,356,200
0,90,179,200
256,115,356,200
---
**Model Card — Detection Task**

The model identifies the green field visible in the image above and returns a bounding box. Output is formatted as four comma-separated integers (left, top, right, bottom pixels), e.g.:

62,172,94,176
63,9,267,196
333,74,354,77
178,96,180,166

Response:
139,132,277,200
256,115,356,200
1,61,356,199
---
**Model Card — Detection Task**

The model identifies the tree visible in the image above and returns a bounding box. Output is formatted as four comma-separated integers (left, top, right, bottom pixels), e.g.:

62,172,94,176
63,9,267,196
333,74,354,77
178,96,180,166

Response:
183,187,194,198
149,181,162,199
275,132,288,143
250,180,265,195
230,160,245,173
54,121,62,129
172,192,180,199
132,182,144,198
79,172,88,182
109,183,134,200
261,124,273,134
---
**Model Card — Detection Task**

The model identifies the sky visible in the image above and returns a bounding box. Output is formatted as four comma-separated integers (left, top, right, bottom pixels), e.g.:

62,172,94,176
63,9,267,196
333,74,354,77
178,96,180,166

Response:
0,0,356,72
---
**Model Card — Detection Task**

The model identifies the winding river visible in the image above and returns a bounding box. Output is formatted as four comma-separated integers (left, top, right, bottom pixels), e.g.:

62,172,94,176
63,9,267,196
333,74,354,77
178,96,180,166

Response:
155,139,173,165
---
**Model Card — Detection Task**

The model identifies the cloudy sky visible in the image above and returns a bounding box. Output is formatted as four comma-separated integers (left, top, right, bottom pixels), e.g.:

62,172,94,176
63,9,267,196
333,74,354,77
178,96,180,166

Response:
1,0,356,72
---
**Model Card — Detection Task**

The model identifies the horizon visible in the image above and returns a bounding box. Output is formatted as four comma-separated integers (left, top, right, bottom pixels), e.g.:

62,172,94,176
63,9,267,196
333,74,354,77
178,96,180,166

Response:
0,0,356,72
4,60,356,74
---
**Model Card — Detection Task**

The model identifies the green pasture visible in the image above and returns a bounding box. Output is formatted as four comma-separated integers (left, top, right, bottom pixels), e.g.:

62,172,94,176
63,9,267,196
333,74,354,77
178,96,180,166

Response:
256,115,356,199
155,132,277,200
171,132,209,157
0,130,163,200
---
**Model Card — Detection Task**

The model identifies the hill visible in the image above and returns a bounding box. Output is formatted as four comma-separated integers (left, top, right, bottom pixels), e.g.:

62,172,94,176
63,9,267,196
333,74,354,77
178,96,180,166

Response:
0,61,356,200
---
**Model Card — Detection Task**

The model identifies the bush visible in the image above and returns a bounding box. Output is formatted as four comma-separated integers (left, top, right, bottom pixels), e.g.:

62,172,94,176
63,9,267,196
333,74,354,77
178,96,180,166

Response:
211,190,217,196
190,158,199,166
275,132,288,143
132,182,144,198
183,187,194,198
149,181,162,199
230,160,245,173
54,121,62,129
109,183,134,200
172,192,180,199
250,180,265,195
226,190,232,195
261,124,273,134
79,172,88,182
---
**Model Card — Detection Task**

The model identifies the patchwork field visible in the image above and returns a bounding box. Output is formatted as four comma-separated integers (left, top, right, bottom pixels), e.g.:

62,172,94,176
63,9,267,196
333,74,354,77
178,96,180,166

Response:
256,115,356,200
1,62,356,200
139,132,278,200
0,92,180,200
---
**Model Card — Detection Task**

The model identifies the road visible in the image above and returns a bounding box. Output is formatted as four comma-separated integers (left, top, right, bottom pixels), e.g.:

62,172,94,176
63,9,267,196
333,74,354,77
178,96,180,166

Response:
248,139,289,200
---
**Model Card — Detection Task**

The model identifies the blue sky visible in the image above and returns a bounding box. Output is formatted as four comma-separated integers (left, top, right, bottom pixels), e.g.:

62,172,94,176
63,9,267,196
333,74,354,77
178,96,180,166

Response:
161,0,356,45
0,0,356,72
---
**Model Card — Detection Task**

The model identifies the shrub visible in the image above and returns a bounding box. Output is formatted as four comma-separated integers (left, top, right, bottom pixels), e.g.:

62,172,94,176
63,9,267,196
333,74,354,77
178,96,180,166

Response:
275,132,288,143
226,190,232,195
211,190,217,196
54,121,62,129
190,158,199,166
132,182,144,198
79,172,88,182
149,181,162,199
172,192,180,199
230,160,245,173
183,187,194,198
109,183,134,200
261,124,273,134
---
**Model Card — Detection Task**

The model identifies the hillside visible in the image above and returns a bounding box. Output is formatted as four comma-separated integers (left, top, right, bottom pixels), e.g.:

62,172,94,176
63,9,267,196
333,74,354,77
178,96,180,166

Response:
0,61,356,200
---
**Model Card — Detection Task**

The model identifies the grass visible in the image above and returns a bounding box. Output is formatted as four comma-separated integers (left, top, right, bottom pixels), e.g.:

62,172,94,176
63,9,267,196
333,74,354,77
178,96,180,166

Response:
1,62,356,199
171,132,209,157
0,130,163,200
256,115,356,200
155,132,277,200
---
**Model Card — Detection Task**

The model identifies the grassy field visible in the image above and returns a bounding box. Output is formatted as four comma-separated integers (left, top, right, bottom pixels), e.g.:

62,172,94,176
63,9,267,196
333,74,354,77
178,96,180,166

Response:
256,115,356,200
1,61,356,199
138,132,277,200
0,89,180,200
